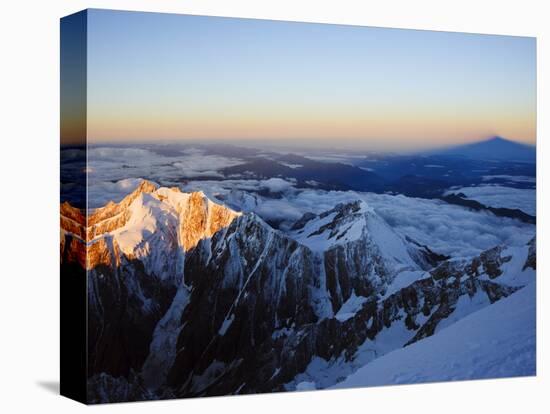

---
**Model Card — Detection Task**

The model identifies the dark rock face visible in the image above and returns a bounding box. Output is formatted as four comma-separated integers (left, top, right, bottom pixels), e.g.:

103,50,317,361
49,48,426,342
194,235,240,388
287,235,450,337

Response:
404,279,517,346
85,216,183,381
60,233,86,269
429,245,513,282
166,214,321,394
324,239,389,312
87,258,177,378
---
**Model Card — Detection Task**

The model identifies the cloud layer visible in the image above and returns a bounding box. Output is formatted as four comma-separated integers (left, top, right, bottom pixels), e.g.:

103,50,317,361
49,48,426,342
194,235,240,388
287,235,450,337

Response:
445,185,536,216
82,146,535,259
86,146,246,207
180,178,534,258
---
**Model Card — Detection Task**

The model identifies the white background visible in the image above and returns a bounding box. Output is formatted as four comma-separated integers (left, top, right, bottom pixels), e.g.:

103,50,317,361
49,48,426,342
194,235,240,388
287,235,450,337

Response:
0,0,548,412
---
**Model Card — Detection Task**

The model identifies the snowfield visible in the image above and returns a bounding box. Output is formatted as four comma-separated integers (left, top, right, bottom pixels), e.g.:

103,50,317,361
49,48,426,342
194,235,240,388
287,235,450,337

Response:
332,282,536,389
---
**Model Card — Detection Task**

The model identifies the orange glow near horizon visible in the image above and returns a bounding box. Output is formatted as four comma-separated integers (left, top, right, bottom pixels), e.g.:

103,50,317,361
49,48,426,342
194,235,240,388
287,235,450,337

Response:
87,103,536,150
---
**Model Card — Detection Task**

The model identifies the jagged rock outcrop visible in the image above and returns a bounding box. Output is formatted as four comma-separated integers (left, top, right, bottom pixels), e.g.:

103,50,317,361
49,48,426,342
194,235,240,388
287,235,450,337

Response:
289,200,422,313
60,201,86,239
177,191,239,251
60,201,87,268
164,214,327,392
60,233,86,268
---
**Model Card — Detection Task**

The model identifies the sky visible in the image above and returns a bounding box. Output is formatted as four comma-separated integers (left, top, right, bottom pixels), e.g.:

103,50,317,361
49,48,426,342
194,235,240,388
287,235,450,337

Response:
64,9,536,150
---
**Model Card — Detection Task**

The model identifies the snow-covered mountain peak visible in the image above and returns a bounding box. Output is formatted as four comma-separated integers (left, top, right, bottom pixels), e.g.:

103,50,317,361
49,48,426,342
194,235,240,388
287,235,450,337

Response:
86,179,159,231
287,199,409,263
61,180,241,272
288,200,368,249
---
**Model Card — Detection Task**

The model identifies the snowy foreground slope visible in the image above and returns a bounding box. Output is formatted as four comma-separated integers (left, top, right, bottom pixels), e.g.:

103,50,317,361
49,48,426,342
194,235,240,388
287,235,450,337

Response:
333,282,536,389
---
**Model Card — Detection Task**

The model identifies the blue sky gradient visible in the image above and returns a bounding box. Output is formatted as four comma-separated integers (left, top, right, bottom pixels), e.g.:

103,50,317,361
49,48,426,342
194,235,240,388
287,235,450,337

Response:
85,9,536,150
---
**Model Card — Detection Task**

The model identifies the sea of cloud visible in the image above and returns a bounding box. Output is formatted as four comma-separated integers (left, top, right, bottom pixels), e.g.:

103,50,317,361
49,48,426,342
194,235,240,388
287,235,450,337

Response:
81,147,535,258
85,146,246,208
445,185,536,216
180,178,534,258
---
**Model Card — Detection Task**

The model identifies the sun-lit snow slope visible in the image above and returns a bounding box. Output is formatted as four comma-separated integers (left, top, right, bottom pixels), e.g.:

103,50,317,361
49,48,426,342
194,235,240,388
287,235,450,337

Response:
333,282,536,389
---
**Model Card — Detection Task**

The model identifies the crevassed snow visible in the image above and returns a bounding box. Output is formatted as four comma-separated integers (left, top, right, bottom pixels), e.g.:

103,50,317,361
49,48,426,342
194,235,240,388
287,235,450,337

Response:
445,185,536,216
332,283,536,389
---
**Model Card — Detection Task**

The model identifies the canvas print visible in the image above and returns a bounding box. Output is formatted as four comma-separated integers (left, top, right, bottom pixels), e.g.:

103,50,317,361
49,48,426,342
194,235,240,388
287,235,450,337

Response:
60,9,536,404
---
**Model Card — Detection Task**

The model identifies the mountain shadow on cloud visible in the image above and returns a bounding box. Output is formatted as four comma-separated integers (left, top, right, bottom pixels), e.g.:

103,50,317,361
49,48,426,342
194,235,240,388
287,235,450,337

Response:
429,136,535,162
